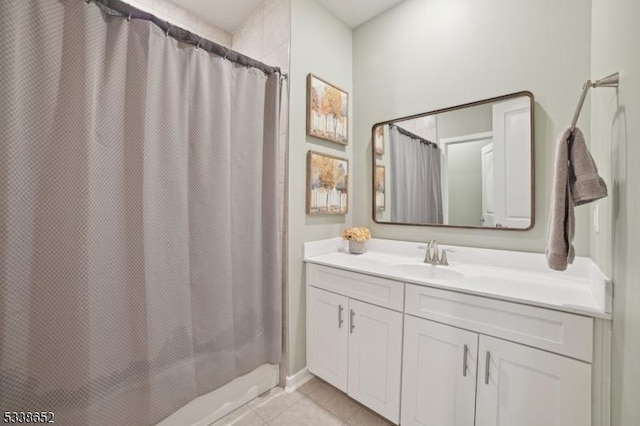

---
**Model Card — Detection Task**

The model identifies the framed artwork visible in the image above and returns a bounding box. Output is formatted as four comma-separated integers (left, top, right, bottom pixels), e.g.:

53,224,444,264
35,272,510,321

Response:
374,125,384,155
307,74,348,145
306,151,349,215
375,165,385,211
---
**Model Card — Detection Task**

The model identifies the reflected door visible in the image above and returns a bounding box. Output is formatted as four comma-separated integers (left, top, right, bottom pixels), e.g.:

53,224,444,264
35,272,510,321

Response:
492,97,532,228
481,143,495,227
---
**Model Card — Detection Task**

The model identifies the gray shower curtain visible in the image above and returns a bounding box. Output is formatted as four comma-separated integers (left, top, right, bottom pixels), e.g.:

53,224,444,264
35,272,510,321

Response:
389,125,443,224
0,1,282,425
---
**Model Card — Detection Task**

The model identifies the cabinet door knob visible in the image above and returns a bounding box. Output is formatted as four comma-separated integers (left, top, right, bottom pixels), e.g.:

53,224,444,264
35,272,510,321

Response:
350,309,355,333
338,304,344,328
484,351,491,385
462,344,468,377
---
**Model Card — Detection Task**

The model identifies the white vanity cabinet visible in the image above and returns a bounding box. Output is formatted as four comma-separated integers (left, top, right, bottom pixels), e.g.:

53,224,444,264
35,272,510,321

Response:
347,299,403,421
475,335,591,426
401,316,478,426
306,264,404,424
305,259,606,426
402,283,593,426
402,316,592,426
306,286,349,391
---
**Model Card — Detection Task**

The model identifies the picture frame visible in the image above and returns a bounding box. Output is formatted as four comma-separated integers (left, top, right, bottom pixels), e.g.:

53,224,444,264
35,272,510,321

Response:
306,151,349,215
375,165,385,211
307,74,349,145
374,125,385,155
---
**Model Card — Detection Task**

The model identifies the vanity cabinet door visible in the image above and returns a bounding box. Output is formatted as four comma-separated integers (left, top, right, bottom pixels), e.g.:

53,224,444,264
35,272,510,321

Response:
347,299,403,424
307,286,349,392
401,316,478,426
475,335,592,426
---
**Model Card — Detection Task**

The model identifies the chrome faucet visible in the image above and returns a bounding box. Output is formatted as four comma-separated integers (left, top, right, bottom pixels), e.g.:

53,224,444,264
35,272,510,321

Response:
424,239,440,264
423,239,453,266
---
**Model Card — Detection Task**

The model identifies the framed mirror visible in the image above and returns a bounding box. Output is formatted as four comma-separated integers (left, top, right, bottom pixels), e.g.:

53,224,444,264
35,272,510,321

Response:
372,91,534,230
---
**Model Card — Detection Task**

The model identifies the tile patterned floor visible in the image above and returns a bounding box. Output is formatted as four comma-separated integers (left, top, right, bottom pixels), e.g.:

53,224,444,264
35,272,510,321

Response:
211,377,395,426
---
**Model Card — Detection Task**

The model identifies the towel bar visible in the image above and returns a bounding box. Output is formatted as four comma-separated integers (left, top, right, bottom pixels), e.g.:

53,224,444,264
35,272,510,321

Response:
570,72,619,132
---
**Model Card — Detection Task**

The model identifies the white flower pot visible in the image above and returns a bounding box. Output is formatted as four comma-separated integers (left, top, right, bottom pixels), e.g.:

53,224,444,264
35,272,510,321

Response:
349,240,367,255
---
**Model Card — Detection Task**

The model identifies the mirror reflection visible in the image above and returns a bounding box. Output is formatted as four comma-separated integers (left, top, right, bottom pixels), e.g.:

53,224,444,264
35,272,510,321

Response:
373,92,534,229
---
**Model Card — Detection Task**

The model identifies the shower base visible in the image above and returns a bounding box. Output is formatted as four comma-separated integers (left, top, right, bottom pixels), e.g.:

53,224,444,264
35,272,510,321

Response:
157,364,279,426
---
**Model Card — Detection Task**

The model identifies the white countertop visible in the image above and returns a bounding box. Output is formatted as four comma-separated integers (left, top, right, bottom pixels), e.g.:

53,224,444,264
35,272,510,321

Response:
303,238,612,319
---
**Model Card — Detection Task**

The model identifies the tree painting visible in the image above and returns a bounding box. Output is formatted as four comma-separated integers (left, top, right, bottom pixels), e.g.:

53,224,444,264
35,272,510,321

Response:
307,75,348,145
374,125,384,155
307,151,348,215
375,166,385,211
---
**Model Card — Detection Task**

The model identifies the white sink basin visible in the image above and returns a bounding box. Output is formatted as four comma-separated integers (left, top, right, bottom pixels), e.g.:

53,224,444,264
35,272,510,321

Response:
303,238,612,318
390,263,465,281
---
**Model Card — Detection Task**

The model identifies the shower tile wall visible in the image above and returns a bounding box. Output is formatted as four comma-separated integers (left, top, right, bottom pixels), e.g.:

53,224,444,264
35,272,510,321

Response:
233,0,291,188
123,0,233,47
232,1,291,259
397,115,438,141
232,0,291,384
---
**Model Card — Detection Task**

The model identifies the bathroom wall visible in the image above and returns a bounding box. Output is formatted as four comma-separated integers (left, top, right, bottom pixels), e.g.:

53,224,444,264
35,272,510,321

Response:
122,0,232,46
437,105,492,227
352,0,592,254
436,104,492,140
446,139,490,227
287,0,353,375
590,0,640,424
397,115,438,141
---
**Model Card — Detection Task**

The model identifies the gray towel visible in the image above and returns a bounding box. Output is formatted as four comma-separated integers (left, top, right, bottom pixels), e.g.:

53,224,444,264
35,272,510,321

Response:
546,127,575,271
569,128,608,205
546,126,608,271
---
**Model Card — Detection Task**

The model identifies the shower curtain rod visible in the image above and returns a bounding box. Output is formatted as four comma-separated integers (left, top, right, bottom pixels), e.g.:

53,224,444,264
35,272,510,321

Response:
570,72,619,132
88,0,288,79
391,123,438,148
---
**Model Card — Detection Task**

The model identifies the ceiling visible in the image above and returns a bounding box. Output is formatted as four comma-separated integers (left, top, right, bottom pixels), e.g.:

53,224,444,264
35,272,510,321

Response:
315,0,404,28
171,0,404,33
171,0,265,33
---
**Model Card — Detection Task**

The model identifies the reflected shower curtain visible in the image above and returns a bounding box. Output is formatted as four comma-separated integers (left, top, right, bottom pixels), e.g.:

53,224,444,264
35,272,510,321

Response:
389,125,443,224
0,1,281,425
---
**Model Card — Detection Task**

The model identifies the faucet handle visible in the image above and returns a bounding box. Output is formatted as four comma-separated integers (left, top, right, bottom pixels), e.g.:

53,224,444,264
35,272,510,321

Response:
424,247,433,263
424,239,442,264
429,240,439,260
439,249,456,266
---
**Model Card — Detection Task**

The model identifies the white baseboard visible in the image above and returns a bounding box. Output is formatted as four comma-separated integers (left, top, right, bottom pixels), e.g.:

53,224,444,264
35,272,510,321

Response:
284,367,314,393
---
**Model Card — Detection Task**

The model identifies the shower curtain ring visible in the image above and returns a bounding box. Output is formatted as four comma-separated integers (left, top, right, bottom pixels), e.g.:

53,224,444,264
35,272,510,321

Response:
223,48,229,60
127,13,132,22
195,42,200,50
165,24,171,37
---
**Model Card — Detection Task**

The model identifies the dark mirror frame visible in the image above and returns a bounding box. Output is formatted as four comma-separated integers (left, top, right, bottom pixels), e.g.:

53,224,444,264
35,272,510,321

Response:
371,91,535,231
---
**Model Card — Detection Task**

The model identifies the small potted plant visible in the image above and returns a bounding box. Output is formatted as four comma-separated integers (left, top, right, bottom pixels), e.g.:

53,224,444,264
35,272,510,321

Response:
342,227,372,254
